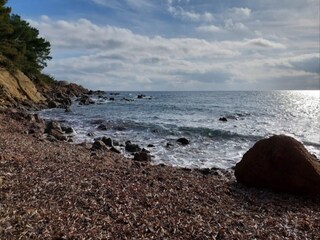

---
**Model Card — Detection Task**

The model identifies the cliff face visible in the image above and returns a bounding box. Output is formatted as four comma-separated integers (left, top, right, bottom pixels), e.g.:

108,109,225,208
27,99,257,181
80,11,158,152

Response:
0,68,46,107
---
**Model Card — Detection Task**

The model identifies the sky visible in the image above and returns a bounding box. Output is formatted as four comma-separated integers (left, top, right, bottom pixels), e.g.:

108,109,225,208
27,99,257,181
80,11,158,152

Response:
7,0,320,91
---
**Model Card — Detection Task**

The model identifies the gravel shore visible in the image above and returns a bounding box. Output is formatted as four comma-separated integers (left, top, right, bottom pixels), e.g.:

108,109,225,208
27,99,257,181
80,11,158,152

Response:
0,110,319,239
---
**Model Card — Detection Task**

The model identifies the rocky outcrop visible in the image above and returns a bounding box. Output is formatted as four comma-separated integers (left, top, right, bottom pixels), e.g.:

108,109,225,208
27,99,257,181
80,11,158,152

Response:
0,68,45,108
235,135,320,195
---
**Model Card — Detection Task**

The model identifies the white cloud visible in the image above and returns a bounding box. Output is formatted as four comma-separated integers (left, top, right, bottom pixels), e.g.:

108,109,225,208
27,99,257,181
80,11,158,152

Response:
167,1,213,22
228,7,252,18
196,25,220,33
29,0,319,90
245,38,286,49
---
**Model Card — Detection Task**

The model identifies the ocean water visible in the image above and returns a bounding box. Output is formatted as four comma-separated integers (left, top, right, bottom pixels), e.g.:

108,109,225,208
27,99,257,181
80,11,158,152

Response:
39,91,320,169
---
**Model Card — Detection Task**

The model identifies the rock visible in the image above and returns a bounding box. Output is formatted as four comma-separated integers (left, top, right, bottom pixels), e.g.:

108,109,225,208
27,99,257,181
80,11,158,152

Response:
91,140,106,150
137,94,146,99
147,144,155,148
97,124,107,131
109,97,115,101
87,132,94,137
79,95,95,105
235,135,320,195
48,100,59,108
134,151,151,162
65,106,72,112
125,141,141,153
50,128,67,141
61,124,74,134
45,121,62,133
166,143,174,148
102,137,113,147
110,146,121,154
219,117,228,122
177,138,190,146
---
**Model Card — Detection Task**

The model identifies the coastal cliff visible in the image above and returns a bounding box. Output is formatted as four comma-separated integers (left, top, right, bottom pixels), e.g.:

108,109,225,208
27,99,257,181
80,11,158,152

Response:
0,67,45,108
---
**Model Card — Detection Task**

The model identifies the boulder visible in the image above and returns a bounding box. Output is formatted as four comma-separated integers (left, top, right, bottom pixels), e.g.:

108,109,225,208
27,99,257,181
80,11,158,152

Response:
125,141,141,153
134,151,151,162
102,137,113,147
97,124,107,131
48,100,59,109
177,137,190,146
79,95,95,105
45,121,62,133
91,140,106,150
110,146,121,154
235,135,320,195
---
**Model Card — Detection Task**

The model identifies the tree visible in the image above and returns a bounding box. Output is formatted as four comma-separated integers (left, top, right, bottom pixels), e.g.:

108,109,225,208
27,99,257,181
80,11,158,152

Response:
0,1,51,76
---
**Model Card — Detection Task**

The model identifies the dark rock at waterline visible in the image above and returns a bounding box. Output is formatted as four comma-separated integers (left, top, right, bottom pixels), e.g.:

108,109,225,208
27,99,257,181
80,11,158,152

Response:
87,132,94,137
79,95,95,105
235,135,320,195
97,124,107,131
45,121,62,134
102,137,113,147
219,117,228,122
65,106,72,112
147,144,155,148
110,146,121,154
125,141,141,153
137,94,146,99
50,129,67,141
177,137,190,146
109,97,115,101
61,124,74,134
48,100,59,109
87,90,105,95
91,140,107,150
134,151,151,162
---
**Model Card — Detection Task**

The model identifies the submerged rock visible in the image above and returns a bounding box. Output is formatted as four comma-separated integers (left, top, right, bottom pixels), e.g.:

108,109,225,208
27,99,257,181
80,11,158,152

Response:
219,117,228,122
177,138,190,146
235,135,320,195
97,124,107,131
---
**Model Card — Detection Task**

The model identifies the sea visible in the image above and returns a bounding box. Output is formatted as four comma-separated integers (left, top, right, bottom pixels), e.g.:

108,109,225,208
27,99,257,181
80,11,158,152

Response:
39,91,320,169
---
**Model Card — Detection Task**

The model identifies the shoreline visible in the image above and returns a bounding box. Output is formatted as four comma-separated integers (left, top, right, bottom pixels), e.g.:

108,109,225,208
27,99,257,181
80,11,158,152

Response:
1,108,319,239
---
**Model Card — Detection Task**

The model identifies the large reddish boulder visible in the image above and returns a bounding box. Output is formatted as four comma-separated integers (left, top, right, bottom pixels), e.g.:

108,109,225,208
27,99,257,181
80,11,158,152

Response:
235,135,320,195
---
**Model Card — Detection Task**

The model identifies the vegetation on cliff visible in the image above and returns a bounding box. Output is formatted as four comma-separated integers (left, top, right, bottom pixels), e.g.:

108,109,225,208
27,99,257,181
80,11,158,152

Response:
0,0,51,77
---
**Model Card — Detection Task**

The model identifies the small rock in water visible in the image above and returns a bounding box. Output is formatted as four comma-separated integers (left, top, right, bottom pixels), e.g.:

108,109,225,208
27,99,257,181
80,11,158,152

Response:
147,144,155,148
219,117,228,122
177,137,190,146
97,124,107,131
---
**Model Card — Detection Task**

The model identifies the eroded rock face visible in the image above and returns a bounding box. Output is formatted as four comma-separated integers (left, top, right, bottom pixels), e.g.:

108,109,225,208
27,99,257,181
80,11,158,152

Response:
235,135,320,195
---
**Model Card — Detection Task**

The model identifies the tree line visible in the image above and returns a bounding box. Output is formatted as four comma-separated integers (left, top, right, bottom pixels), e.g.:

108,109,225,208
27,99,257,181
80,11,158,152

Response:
0,0,52,80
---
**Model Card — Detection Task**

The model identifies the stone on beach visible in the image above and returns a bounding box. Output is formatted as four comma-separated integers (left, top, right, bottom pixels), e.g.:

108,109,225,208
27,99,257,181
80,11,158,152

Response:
235,135,320,195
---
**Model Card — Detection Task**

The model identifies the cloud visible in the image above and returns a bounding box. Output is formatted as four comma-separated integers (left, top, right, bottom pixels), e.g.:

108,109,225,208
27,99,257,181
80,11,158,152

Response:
228,7,252,18
196,25,220,33
245,38,286,49
26,0,319,91
167,0,213,22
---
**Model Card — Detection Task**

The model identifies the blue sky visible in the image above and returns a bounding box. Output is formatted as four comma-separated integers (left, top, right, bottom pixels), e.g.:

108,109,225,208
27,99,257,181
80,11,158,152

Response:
7,0,320,90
